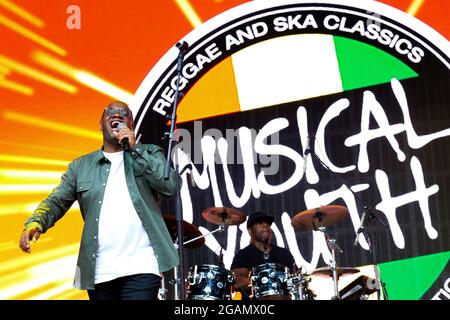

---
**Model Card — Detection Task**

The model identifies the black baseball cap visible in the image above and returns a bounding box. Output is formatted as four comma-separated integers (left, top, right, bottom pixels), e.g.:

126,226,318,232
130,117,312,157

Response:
246,211,275,229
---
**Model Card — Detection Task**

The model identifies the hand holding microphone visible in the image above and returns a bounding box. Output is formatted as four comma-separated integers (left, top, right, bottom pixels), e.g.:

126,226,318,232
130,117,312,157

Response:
116,122,135,151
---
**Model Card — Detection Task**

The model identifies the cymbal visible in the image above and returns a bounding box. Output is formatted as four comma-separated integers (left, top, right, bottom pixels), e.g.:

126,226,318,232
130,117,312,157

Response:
311,266,360,278
291,205,349,231
202,207,246,226
163,215,204,248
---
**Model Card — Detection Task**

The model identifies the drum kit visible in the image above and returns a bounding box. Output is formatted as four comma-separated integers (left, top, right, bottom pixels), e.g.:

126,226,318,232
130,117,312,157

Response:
161,204,372,300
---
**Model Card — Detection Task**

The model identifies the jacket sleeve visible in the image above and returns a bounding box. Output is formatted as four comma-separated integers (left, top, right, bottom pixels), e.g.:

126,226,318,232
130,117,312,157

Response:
131,144,178,198
24,161,78,233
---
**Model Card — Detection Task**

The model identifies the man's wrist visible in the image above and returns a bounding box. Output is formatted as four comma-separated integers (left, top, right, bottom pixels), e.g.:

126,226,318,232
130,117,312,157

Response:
24,222,43,232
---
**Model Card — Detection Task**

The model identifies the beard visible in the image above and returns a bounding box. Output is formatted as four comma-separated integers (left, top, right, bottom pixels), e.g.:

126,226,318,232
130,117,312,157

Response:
258,232,271,244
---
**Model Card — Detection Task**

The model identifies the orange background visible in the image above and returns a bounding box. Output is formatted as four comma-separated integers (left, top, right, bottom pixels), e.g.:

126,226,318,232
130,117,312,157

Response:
0,0,448,300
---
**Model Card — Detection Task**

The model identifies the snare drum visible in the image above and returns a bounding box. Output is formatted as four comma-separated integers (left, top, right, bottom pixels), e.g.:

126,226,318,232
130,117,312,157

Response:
186,264,234,300
250,263,291,300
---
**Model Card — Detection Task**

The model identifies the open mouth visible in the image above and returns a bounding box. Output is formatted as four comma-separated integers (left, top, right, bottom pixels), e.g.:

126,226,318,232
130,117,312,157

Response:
109,119,123,129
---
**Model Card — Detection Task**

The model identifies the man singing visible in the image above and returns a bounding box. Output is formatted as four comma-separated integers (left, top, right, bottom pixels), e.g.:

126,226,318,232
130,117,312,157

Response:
19,101,179,300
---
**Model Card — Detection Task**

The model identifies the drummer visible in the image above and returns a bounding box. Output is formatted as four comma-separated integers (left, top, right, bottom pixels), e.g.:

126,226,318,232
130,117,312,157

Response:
230,211,296,299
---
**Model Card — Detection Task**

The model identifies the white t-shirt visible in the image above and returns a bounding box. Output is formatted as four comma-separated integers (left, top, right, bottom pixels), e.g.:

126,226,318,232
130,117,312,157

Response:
95,151,160,284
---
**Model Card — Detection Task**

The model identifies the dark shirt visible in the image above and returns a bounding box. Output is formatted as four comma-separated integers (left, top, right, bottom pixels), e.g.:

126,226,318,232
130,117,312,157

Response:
231,243,296,271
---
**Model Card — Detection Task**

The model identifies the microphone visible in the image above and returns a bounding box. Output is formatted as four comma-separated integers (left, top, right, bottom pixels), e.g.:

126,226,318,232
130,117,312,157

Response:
353,207,368,247
176,41,189,53
117,122,131,152
366,206,388,229
303,135,310,173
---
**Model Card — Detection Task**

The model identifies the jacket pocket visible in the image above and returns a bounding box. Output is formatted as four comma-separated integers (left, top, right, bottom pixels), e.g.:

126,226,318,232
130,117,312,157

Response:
76,180,94,218
76,180,94,193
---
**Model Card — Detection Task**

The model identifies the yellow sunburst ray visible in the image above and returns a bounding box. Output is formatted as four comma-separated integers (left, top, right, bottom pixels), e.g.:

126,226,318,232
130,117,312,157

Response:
0,154,70,167
174,0,203,27
0,141,84,156
0,75,33,95
0,0,45,28
0,254,78,299
0,14,64,55
0,184,58,194
4,111,102,140
0,168,63,180
0,243,79,275
0,202,79,216
0,55,76,93
32,50,133,103
0,238,52,252
407,0,426,16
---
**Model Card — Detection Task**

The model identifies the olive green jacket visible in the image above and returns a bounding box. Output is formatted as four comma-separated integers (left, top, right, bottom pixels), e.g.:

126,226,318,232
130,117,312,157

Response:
24,143,179,290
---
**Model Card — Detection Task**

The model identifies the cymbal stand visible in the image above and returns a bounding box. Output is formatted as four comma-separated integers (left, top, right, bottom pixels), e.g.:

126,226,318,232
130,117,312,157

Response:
218,247,225,268
358,213,389,300
158,277,167,300
182,223,225,247
290,269,306,300
307,135,388,300
296,277,304,301
314,212,343,300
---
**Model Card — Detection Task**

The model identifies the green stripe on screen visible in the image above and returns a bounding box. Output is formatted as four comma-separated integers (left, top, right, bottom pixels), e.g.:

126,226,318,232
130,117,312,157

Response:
334,36,418,91
378,251,450,300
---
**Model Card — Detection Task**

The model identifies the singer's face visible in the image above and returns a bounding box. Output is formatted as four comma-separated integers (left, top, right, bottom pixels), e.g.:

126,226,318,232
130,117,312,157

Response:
249,221,272,243
100,102,134,145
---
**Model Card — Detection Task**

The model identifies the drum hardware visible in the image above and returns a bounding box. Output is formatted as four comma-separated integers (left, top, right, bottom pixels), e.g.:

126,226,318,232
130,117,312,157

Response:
200,207,246,269
318,217,342,300
182,223,225,248
285,265,314,300
163,207,245,300
303,137,389,300
158,280,167,300
162,215,205,300
250,263,292,300
186,264,234,300
311,266,360,278
182,207,245,300
339,275,377,300
163,215,205,249
291,205,348,231
353,206,389,300
291,205,349,300
288,273,314,300
201,207,246,226
217,247,225,269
